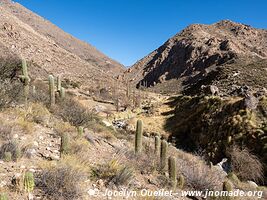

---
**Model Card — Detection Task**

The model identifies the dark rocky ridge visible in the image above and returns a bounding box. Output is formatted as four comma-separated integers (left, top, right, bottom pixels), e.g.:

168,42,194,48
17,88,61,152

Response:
124,20,267,95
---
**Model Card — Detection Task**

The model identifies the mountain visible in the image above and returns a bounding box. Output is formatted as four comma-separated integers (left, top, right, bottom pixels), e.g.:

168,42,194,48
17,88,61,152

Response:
0,0,124,89
123,20,267,95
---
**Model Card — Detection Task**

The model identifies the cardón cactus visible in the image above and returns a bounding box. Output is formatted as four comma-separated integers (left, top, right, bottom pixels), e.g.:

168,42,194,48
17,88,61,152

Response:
154,136,161,155
24,171,35,193
160,140,168,170
48,75,55,107
60,133,70,156
168,156,177,188
135,119,143,154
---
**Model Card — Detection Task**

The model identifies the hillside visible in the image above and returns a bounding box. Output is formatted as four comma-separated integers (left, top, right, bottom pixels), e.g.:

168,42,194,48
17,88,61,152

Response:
123,20,267,95
0,0,124,91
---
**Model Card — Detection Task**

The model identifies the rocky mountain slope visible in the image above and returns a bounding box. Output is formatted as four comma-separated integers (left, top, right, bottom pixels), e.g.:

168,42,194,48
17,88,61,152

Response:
0,0,124,90
123,20,267,95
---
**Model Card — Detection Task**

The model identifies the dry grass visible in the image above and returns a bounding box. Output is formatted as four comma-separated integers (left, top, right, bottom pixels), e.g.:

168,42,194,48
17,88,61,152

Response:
228,146,264,183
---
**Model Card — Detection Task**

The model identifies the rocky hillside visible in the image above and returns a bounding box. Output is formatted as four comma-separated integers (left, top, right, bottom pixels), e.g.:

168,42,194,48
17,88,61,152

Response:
123,20,267,95
0,0,124,90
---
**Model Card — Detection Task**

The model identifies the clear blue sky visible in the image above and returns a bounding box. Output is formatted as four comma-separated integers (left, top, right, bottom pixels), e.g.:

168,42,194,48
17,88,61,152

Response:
15,0,267,66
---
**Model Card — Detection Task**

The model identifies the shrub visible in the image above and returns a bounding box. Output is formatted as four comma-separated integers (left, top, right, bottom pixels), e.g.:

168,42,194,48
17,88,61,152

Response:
0,80,23,108
172,149,223,191
228,146,264,183
52,97,97,126
91,159,134,186
40,159,86,200
16,117,34,134
30,103,50,125
0,140,21,161
0,123,12,140
3,152,12,162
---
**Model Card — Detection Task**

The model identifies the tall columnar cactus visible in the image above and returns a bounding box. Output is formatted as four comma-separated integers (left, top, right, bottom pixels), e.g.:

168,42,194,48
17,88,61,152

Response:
32,85,36,95
78,126,84,137
21,59,30,105
135,119,143,154
57,75,61,92
60,87,65,99
0,193,8,200
60,133,70,156
48,75,55,107
24,171,35,193
177,175,185,189
154,136,161,155
160,140,168,170
21,59,30,83
168,156,177,188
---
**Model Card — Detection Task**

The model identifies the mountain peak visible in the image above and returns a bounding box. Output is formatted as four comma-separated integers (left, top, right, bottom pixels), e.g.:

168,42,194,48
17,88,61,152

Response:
124,20,267,94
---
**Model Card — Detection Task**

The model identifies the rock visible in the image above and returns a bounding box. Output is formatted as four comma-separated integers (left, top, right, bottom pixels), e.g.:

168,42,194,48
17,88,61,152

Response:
102,120,112,127
244,93,259,110
51,155,60,161
0,181,7,188
247,181,258,188
33,141,39,147
29,168,36,173
25,149,37,158
13,134,18,139
112,120,127,129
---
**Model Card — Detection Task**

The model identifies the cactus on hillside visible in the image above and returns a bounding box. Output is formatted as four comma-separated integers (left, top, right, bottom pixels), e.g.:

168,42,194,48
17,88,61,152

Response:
0,193,8,200
60,133,70,155
154,136,161,155
177,175,185,189
57,75,61,92
3,152,12,162
160,140,168,170
21,59,30,105
48,75,55,107
135,119,143,154
168,156,177,188
78,126,84,137
60,87,65,99
21,59,30,83
24,171,35,193
14,146,21,162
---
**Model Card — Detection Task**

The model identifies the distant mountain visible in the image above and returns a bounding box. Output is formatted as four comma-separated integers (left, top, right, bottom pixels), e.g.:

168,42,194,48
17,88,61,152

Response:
0,0,124,89
123,20,267,95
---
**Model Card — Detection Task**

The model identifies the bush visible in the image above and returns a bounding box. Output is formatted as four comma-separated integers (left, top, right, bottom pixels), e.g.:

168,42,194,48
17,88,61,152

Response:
228,146,264,183
30,103,51,125
0,80,24,108
91,159,134,186
0,123,12,140
172,148,223,191
0,140,21,161
40,160,86,200
52,97,97,126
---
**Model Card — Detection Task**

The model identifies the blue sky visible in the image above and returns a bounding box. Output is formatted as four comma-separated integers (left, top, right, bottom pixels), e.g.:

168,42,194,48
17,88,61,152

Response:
15,0,267,66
